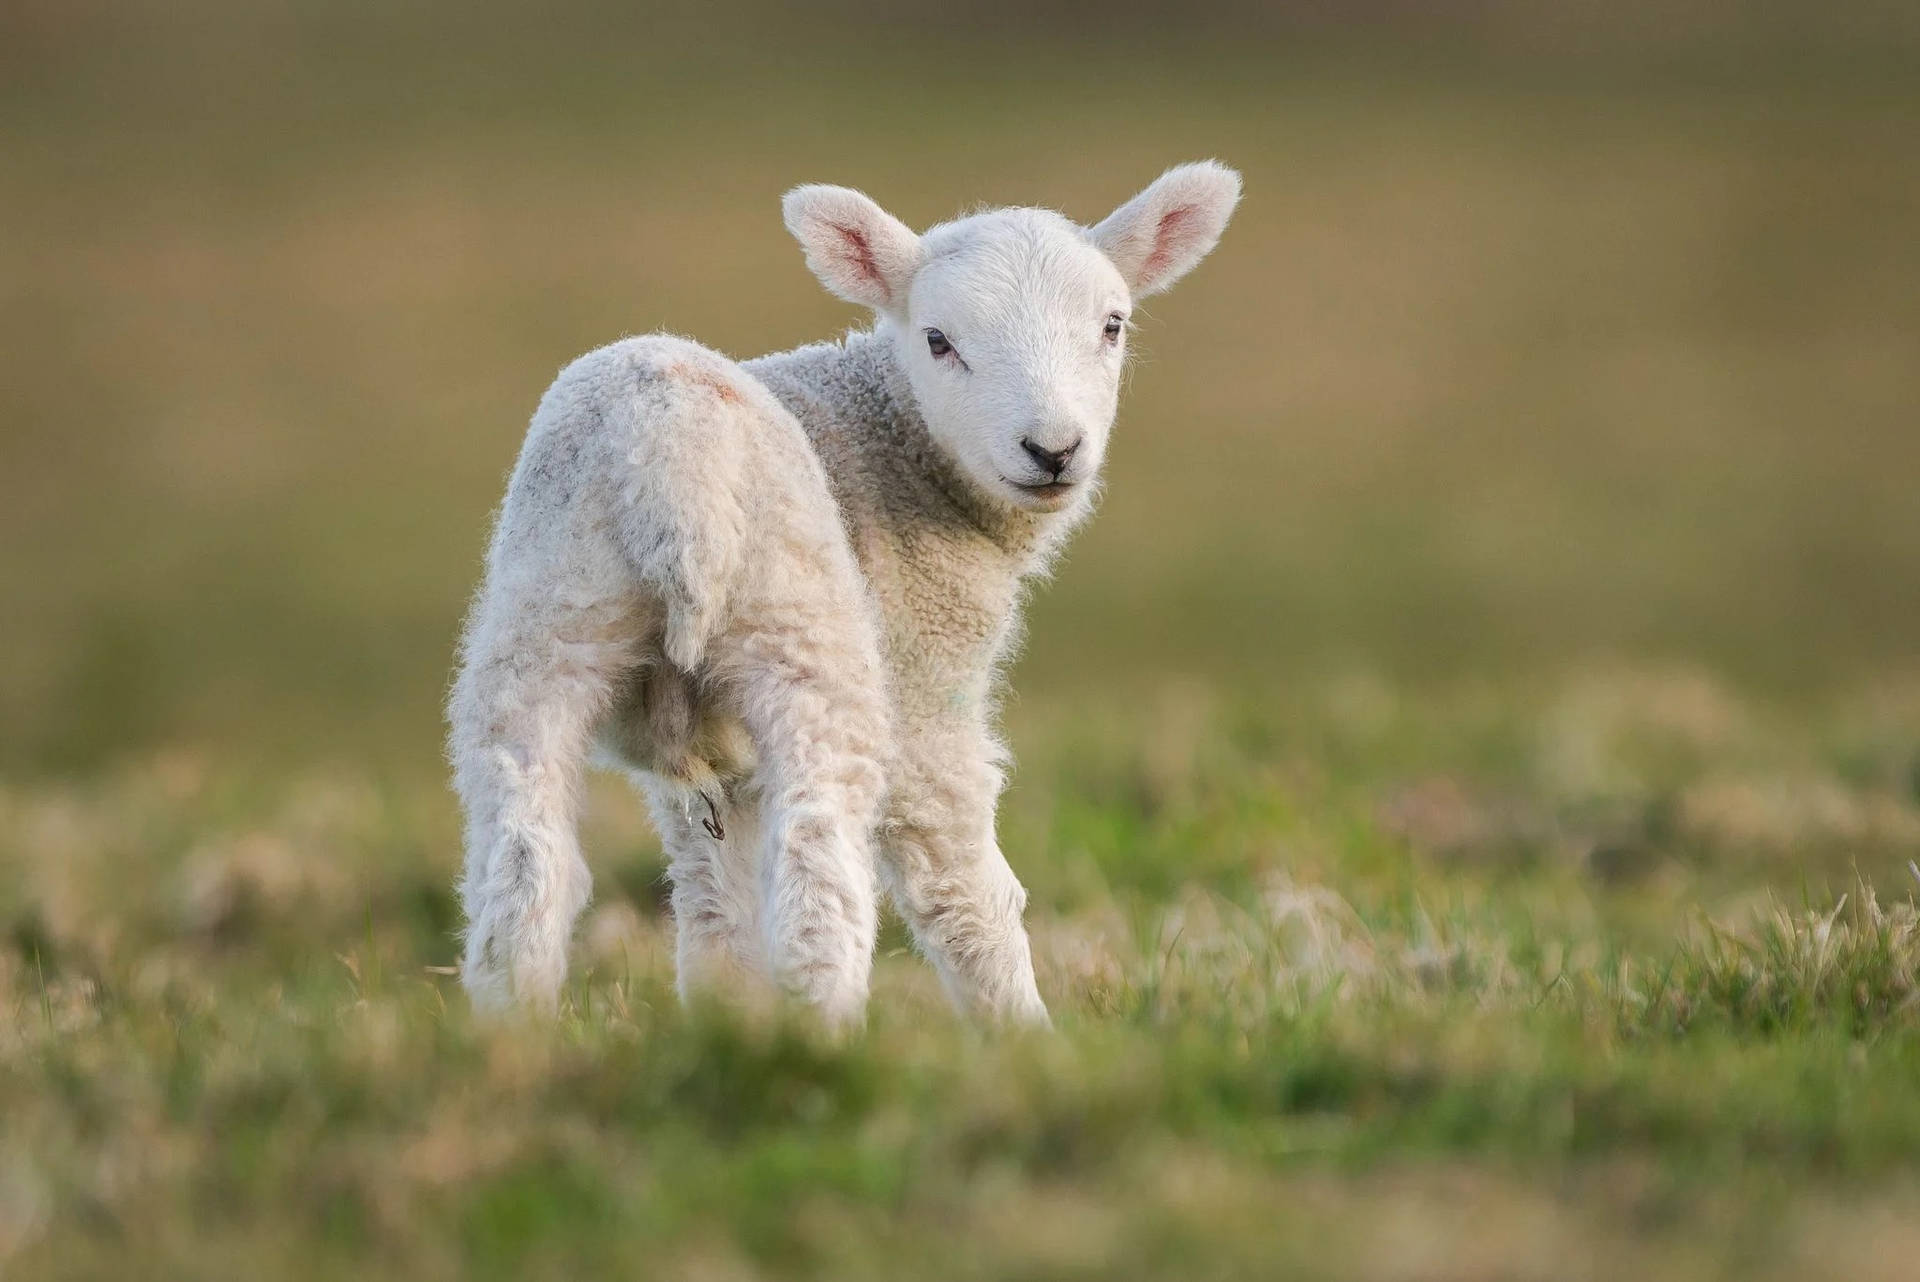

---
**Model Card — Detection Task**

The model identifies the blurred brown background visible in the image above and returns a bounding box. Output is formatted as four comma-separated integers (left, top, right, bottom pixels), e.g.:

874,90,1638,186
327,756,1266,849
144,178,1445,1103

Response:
3,0,1917,775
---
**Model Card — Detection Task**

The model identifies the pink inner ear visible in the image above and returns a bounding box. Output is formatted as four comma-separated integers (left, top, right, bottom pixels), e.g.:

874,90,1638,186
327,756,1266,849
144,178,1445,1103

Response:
1139,206,1197,285
833,223,886,301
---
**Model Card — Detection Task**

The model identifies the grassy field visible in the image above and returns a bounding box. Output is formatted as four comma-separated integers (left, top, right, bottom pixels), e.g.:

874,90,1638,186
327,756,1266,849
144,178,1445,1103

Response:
9,678,1920,1278
4,3,1920,1277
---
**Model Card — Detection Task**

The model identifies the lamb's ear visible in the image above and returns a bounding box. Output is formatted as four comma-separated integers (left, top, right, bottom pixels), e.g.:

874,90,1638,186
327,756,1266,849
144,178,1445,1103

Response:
1090,161,1242,298
782,184,922,311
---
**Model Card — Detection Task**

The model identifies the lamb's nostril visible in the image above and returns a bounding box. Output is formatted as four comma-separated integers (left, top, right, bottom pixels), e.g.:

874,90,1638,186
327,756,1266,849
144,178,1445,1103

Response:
1020,436,1081,477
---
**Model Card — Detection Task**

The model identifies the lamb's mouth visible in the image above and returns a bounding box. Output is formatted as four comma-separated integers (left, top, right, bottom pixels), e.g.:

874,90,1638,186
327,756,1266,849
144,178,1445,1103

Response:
1003,477,1077,503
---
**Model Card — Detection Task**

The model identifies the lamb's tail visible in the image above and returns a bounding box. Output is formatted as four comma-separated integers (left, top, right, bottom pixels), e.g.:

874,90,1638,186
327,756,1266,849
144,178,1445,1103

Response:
607,342,759,670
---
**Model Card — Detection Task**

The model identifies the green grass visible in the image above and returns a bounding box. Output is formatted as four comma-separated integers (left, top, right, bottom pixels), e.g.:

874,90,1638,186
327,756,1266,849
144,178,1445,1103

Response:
7,675,1920,1278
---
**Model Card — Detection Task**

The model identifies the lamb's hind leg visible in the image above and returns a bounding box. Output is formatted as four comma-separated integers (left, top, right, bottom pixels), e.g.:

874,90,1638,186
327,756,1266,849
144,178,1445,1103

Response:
451,626,629,1013
714,604,890,1029
638,776,769,1002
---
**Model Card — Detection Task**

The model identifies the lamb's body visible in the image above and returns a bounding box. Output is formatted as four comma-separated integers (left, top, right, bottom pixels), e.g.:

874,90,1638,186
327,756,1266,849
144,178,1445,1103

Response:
453,332,1054,1018
450,165,1239,1021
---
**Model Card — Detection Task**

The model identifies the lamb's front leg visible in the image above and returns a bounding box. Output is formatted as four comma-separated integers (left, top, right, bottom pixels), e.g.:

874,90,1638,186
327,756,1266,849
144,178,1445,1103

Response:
882,731,1048,1026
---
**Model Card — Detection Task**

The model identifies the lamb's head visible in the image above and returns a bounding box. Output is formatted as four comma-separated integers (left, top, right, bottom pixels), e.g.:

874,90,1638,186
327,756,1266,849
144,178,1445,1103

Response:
783,162,1241,514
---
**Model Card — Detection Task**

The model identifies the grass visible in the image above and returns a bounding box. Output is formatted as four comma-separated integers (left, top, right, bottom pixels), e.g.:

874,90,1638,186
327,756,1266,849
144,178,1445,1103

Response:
5,1,1920,1275
7,673,1920,1278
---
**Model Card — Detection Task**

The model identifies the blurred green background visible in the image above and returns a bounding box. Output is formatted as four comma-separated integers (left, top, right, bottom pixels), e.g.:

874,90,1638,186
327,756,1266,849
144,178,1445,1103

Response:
5,0,1916,777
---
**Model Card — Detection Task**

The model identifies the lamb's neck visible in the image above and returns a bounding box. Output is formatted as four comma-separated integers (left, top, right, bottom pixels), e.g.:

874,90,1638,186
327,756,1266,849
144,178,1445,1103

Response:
748,328,1069,573
746,329,1086,713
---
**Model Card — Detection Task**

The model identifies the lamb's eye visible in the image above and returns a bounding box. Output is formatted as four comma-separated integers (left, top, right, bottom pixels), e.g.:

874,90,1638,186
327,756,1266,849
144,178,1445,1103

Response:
1103,314,1126,342
925,328,953,358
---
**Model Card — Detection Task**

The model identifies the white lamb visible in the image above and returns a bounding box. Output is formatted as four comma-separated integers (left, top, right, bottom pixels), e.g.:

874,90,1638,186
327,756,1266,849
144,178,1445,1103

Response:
449,161,1241,1024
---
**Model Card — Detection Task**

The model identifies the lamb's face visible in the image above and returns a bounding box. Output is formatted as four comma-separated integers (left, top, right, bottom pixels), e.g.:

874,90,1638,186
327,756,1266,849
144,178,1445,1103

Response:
894,212,1129,512
784,162,1241,516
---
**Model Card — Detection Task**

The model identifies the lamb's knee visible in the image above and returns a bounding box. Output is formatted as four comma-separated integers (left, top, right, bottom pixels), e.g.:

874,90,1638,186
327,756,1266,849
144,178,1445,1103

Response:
905,857,1025,962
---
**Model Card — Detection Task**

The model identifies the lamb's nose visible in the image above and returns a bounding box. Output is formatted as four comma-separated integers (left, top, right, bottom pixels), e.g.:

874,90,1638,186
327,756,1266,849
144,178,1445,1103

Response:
1020,436,1081,478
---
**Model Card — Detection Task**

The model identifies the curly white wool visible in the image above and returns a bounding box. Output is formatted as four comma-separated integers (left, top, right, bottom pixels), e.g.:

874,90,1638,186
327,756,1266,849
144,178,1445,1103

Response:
449,162,1241,1023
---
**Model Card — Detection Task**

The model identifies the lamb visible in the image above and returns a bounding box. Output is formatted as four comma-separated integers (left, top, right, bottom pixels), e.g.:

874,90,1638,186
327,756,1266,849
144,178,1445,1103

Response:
449,161,1241,1024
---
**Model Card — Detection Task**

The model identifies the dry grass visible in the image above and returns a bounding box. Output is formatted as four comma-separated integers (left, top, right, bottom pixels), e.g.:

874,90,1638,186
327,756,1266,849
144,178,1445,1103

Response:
1629,878,1920,1035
